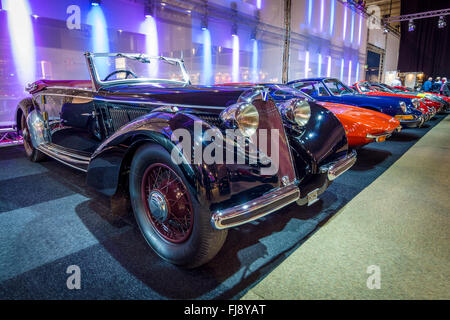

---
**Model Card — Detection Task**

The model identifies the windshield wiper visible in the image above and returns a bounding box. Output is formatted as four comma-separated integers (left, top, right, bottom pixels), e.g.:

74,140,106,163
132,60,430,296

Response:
115,53,151,64
158,56,178,66
116,54,178,66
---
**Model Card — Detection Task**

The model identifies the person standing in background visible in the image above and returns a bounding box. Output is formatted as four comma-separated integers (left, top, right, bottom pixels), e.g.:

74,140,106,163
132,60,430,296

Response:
442,78,450,97
422,77,433,92
432,77,442,93
440,78,446,95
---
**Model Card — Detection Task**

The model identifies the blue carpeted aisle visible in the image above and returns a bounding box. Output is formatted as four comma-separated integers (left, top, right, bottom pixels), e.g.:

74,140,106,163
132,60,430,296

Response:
0,114,446,299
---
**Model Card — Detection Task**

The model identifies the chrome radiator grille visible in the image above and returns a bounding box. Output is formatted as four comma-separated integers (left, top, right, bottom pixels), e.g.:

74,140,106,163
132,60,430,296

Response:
253,99,297,183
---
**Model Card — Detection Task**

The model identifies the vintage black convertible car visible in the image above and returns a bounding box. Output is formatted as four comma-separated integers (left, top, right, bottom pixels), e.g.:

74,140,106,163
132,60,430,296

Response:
15,52,356,268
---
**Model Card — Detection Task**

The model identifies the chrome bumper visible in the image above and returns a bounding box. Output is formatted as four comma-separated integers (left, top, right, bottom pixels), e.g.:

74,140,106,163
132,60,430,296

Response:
366,132,392,142
366,125,400,141
319,149,357,181
211,150,357,230
399,115,424,127
211,184,300,230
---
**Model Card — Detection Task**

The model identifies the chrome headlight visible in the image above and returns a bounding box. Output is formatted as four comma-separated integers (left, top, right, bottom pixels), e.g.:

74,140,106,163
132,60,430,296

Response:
399,101,407,113
411,98,420,109
282,99,311,127
220,103,259,137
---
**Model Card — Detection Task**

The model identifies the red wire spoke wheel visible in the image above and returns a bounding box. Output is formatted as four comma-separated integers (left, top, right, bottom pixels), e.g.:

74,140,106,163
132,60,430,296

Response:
141,163,194,243
129,144,228,267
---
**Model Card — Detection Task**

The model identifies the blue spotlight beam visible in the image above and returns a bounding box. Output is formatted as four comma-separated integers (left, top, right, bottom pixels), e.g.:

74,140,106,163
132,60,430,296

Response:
232,35,240,83
202,29,212,85
4,0,36,89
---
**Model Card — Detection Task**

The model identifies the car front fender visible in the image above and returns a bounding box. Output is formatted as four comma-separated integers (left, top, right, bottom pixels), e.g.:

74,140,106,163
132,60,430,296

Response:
86,111,220,206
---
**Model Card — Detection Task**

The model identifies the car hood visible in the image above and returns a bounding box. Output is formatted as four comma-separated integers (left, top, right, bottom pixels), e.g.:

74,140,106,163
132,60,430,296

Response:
98,83,249,109
317,102,400,132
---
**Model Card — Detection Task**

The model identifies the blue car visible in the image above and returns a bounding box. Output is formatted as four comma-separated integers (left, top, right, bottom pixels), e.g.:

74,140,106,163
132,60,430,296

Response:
287,78,424,128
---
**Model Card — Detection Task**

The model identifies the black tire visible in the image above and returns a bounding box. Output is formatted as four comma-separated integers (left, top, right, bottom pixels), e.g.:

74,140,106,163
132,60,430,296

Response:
129,143,227,268
19,99,46,162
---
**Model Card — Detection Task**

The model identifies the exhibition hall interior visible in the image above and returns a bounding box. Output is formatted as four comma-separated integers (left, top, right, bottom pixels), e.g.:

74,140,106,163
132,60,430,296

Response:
0,0,448,301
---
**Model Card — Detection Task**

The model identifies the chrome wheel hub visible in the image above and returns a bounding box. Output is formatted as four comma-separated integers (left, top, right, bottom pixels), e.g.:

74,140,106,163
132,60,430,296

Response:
148,190,168,222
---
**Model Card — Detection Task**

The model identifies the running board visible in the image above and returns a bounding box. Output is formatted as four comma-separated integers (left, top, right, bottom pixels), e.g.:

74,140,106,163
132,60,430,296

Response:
37,143,91,172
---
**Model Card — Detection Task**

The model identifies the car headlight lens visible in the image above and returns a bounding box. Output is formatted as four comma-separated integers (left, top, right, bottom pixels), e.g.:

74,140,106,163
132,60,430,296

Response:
411,98,420,109
236,103,259,136
220,103,259,137
282,99,311,127
399,101,407,113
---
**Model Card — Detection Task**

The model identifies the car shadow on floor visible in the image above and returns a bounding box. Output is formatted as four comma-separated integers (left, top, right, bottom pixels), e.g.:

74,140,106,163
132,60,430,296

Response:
388,131,420,142
350,147,392,171
72,187,346,299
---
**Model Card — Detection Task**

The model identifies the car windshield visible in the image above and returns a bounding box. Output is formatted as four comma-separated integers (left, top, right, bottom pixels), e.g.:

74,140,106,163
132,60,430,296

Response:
357,82,376,93
91,53,189,85
323,79,354,96
291,81,330,97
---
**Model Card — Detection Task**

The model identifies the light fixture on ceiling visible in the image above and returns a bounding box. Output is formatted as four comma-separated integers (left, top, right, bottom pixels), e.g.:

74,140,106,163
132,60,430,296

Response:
201,16,208,30
250,28,257,40
438,16,446,29
145,1,155,18
408,19,415,32
90,0,101,6
231,23,238,37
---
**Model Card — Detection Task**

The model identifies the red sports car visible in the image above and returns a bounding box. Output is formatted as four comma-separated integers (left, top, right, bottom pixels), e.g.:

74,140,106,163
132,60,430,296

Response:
315,101,401,147
353,81,437,121
392,85,450,107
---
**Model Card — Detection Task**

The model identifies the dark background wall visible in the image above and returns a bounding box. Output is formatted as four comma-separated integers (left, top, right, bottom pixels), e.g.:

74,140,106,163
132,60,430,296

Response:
398,0,450,77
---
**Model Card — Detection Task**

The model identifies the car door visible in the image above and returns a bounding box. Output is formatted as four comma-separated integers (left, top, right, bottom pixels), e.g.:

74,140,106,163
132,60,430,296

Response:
36,86,101,153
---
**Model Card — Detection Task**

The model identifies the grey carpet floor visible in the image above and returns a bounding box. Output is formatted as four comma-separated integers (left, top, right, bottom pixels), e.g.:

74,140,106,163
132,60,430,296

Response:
242,115,450,300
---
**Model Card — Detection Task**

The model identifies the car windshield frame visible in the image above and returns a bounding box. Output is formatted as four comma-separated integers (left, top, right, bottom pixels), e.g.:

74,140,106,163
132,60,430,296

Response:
381,84,401,93
323,79,354,96
370,83,392,93
356,81,377,93
270,84,314,100
85,52,191,90
291,81,331,98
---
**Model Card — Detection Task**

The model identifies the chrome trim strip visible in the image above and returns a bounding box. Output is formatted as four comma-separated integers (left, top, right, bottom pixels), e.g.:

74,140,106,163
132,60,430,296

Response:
43,144,91,162
37,144,90,172
33,92,226,110
366,132,391,139
39,86,93,92
211,184,300,230
95,97,226,110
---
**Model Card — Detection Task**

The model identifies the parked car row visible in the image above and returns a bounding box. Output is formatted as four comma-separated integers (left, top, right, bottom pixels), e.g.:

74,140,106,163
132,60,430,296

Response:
14,52,446,268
